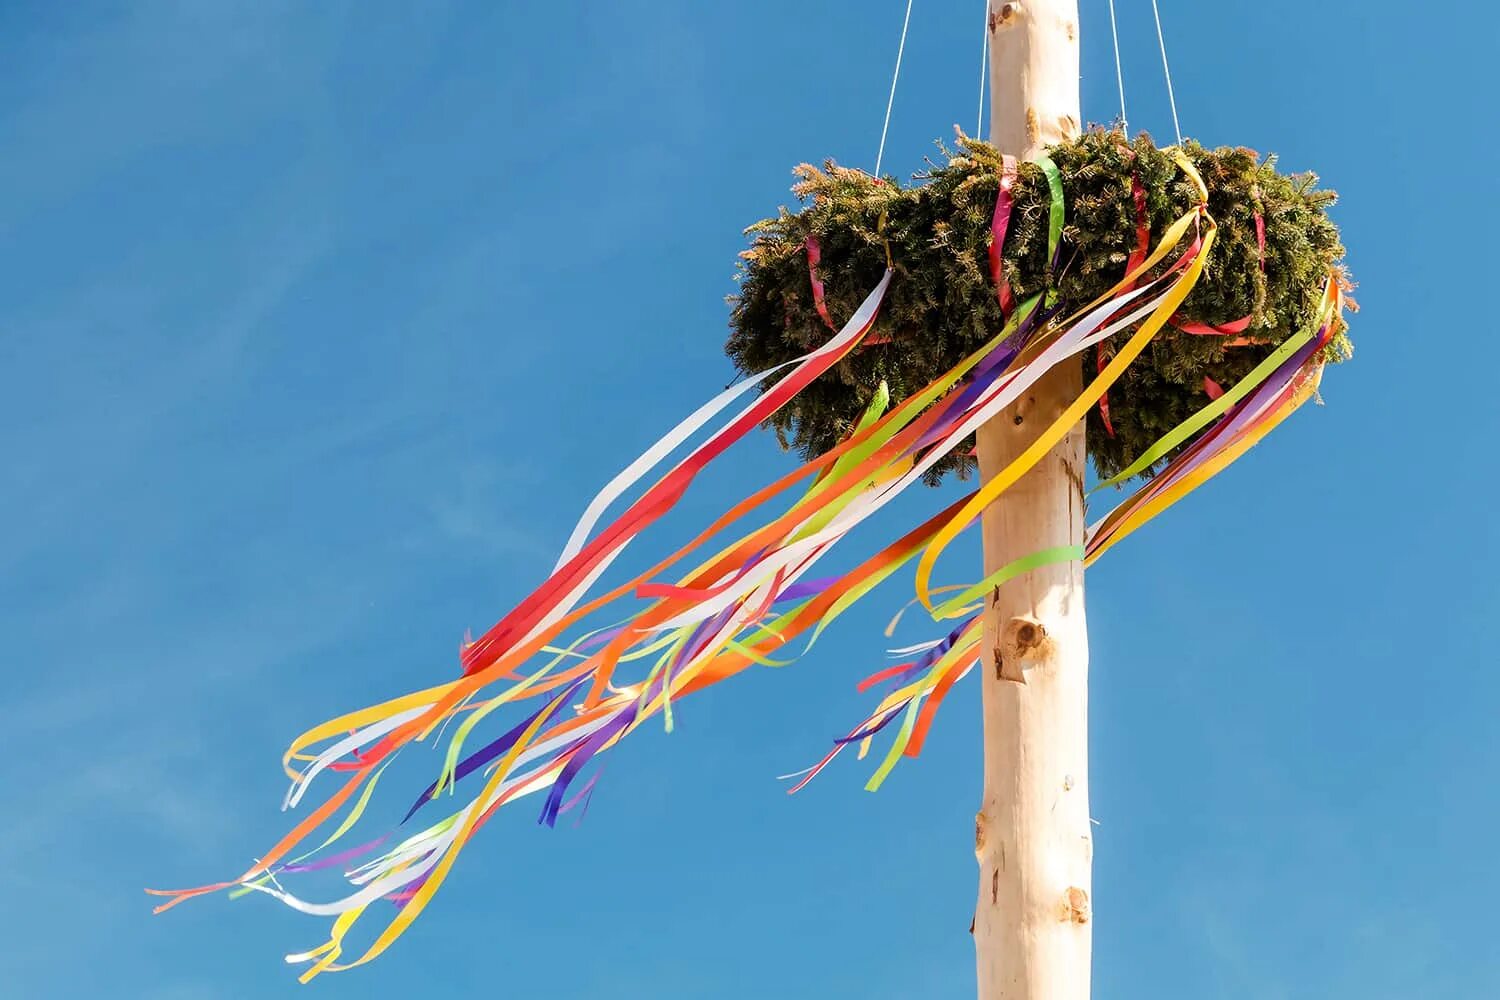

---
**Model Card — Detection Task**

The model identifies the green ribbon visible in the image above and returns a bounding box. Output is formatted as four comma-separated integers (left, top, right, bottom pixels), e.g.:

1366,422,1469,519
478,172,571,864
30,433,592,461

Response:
1091,324,1319,492
929,544,1085,621
1035,154,1066,306
865,699,921,792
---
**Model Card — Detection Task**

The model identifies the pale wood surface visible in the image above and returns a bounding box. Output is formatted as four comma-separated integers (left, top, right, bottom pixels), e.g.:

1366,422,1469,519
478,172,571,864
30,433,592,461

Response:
973,2,1092,998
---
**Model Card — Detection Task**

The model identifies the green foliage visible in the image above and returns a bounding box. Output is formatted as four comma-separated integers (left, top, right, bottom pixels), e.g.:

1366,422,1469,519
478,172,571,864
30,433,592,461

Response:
726,129,1350,483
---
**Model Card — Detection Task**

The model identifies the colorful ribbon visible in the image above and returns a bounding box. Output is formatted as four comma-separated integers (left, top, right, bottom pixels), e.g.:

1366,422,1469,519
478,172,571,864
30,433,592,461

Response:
148,146,1347,980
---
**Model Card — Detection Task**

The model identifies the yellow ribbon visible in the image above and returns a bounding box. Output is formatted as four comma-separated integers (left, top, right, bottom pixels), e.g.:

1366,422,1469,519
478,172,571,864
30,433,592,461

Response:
1086,363,1324,565
302,684,572,980
914,213,1215,608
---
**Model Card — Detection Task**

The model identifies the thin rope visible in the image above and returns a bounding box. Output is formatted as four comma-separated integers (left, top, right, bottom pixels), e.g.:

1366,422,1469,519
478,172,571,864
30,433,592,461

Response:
975,1,989,137
1107,0,1128,134
874,0,915,177
1150,0,1183,144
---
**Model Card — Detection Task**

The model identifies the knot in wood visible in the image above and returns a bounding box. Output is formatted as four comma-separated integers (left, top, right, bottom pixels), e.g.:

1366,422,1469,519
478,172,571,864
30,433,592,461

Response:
1062,887,1091,924
995,616,1053,683
990,2,1023,32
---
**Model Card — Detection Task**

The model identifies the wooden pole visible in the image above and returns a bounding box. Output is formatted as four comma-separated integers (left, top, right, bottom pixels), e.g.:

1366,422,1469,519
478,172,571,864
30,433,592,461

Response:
973,3,1090,999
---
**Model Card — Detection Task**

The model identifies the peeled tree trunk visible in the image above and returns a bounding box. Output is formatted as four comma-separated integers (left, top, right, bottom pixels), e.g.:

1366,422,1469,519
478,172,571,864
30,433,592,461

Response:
974,2,1092,999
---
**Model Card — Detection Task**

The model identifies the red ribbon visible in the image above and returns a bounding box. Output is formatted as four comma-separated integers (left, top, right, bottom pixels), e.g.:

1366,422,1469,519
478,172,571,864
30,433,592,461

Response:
456,286,889,683
1171,198,1265,337
807,234,891,347
989,154,1018,319
1175,314,1254,337
806,235,837,331
1126,174,1151,278
1098,174,1152,438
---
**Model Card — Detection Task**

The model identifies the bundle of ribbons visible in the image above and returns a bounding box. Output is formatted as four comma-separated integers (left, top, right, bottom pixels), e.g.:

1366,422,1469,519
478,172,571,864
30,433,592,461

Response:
150,149,1347,980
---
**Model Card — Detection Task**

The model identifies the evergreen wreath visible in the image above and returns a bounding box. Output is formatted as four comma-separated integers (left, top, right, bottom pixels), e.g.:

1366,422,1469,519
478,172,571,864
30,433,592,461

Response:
727,129,1351,482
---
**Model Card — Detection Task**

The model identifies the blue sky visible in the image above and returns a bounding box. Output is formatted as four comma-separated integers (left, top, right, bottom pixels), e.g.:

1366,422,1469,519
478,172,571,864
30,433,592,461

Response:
2,1,1494,997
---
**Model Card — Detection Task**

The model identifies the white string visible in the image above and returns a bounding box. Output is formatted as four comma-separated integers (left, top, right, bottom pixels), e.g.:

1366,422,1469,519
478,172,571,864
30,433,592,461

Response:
1106,0,1128,134
875,0,915,177
1150,0,1183,144
975,1,989,137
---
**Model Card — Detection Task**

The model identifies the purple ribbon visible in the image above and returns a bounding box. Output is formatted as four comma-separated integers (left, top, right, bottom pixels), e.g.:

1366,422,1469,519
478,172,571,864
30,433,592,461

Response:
539,704,636,827
402,677,586,823
278,835,391,875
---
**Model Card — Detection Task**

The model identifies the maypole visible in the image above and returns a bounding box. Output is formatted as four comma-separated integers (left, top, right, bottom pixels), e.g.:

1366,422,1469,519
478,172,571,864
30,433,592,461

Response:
149,2,1353,988
974,2,1091,998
